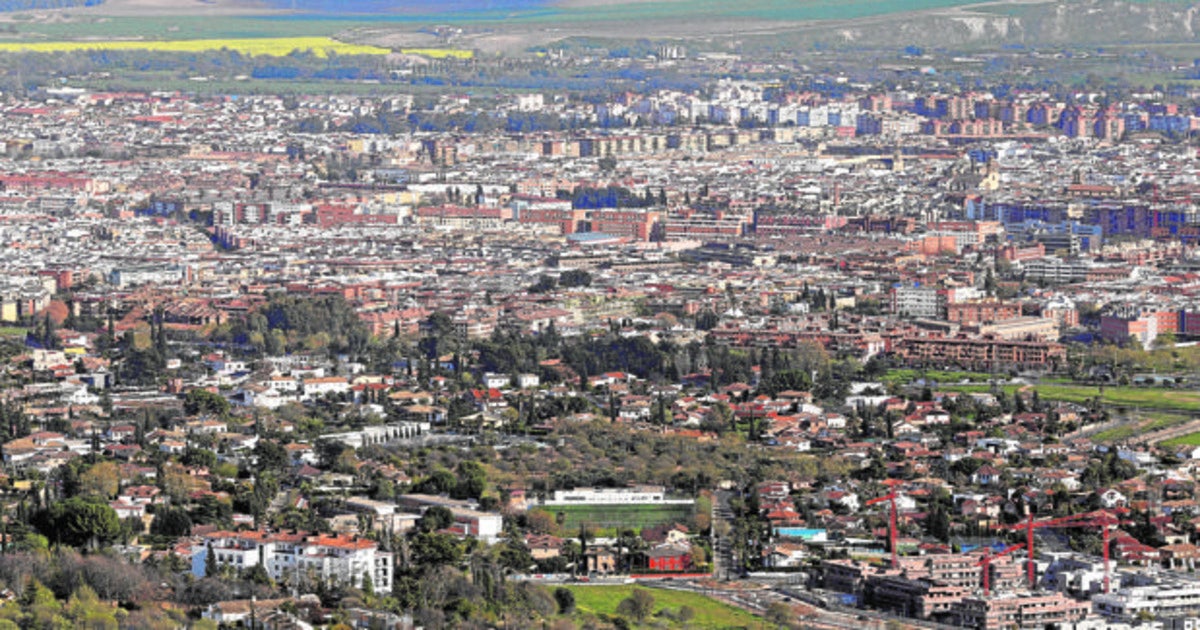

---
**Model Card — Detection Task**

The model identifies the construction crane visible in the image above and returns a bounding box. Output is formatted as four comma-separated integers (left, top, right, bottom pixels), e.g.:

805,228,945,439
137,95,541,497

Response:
976,543,1024,596
997,509,1131,593
865,492,899,569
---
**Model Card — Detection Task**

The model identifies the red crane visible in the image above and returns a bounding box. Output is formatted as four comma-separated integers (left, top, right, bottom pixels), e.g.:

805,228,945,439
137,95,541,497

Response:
865,492,899,569
976,543,1023,596
997,509,1131,593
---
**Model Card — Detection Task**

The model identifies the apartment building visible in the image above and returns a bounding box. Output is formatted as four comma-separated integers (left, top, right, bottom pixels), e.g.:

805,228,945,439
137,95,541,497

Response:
192,530,393,594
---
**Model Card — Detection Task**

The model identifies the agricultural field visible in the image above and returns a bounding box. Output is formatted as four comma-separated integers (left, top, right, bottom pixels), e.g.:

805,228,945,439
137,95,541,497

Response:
397,47,473,59
0,36,390,57
1091,412,1190,443
565,585,766,629
1160,431,1200,448
532,503,694,536
938,382,1200,415
884,368,996,385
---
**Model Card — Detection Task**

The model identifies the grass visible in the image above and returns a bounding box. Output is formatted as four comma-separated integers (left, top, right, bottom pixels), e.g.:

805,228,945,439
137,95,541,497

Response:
0,327,26,337
884,368,996,384
0,16,362,41
0,37,389,58
1034,385,1200,412
937,382,1200,414
1091,424,1140,442
398,48,473,59
533,504,694,536
1161,431,1200,448
565,585,766,629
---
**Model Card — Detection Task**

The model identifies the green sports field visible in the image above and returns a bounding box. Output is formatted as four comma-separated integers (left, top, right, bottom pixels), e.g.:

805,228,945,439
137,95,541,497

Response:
532,503,694,536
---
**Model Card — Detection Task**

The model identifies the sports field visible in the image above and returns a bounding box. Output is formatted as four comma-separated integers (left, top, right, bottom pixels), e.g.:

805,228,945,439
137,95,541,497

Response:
533,503,694,535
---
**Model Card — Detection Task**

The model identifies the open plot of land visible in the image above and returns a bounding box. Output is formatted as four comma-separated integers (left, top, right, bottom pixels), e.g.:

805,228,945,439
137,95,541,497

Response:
1091,412,1191,443
938,383,1200,415
533,503,693,535
0,36,389,57
565,584,765,629
0,327,26,337
1033,384,1200,413
885,368,996,384
1160,431,1200,448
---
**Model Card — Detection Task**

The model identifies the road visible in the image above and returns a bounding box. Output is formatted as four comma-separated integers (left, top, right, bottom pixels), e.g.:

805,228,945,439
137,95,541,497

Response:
713,489,737,580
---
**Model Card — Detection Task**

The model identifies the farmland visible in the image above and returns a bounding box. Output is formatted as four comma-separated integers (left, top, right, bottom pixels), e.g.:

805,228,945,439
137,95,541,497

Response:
937,382,1200,415
0,36,390,57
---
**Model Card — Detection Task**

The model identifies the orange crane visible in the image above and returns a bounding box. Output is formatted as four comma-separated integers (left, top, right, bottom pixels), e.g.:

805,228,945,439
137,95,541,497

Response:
997,509,1131,593
865,492,898,569
976,543,1023,596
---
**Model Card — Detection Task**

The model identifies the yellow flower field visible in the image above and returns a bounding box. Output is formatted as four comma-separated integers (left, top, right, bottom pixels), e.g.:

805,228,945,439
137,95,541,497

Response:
397,48,473,59
0,37,391,58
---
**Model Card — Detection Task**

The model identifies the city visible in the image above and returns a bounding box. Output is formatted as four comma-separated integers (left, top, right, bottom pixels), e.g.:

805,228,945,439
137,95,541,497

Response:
3,0,1200,629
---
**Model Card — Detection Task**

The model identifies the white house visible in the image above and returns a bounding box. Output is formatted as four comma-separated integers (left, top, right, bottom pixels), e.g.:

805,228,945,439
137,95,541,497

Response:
302,376,351,400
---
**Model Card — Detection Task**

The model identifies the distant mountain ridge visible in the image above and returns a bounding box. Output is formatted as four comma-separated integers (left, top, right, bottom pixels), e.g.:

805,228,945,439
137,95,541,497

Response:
257,0,551,14
0,0,101,11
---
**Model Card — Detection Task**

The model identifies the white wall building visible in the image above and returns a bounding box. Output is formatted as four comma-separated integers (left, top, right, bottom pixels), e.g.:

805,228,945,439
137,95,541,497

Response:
192,530,392,594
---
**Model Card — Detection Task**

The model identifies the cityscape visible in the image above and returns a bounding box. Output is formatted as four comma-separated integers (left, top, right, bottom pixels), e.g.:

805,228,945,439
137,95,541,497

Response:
4,0,1200,629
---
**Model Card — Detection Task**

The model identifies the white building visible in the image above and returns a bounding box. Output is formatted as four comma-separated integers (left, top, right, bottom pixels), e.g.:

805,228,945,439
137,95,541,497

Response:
544,486,694,506
192,530,392,594
301,376,351,400
890,286,946,319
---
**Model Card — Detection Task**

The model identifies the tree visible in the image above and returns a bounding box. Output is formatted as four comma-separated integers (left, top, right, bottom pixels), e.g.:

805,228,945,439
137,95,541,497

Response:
452,461,486,501
361,571,374,597
78,462,119,499
765,601,796,628
33,497,120,549
616,588,655,622
205,545,217,578
150,506,193,538
553,587,575,614
253,440,289,473
418,506,454,533
183,389,229,417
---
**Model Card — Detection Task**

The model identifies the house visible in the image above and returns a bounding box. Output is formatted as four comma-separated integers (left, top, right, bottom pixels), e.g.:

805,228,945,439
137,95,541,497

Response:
526,534,564,561
481,373,510,389
644,543,691,572
302,376,350,400
972,465,1001,486
825,490,860,512
763,542,807,568
1097,488,1128,509
586,547,617,574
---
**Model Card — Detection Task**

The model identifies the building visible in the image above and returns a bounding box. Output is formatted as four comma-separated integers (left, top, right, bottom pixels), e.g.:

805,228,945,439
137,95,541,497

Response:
192,530,393,594
544,486,692,505
950,592,1090,629
947,300,1022,326
895,334,1066,370
891,286,946,319
394,494,504,542
1094,579,1200,622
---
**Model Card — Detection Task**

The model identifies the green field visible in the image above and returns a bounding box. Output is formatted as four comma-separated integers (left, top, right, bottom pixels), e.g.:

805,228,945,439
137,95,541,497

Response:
0,327,26,337
884,369,996,384
0,16,362,41
937,382,1200,414
0,0,1003,45
533,503,694,536
1161,431,1200,448
566,585,766,629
